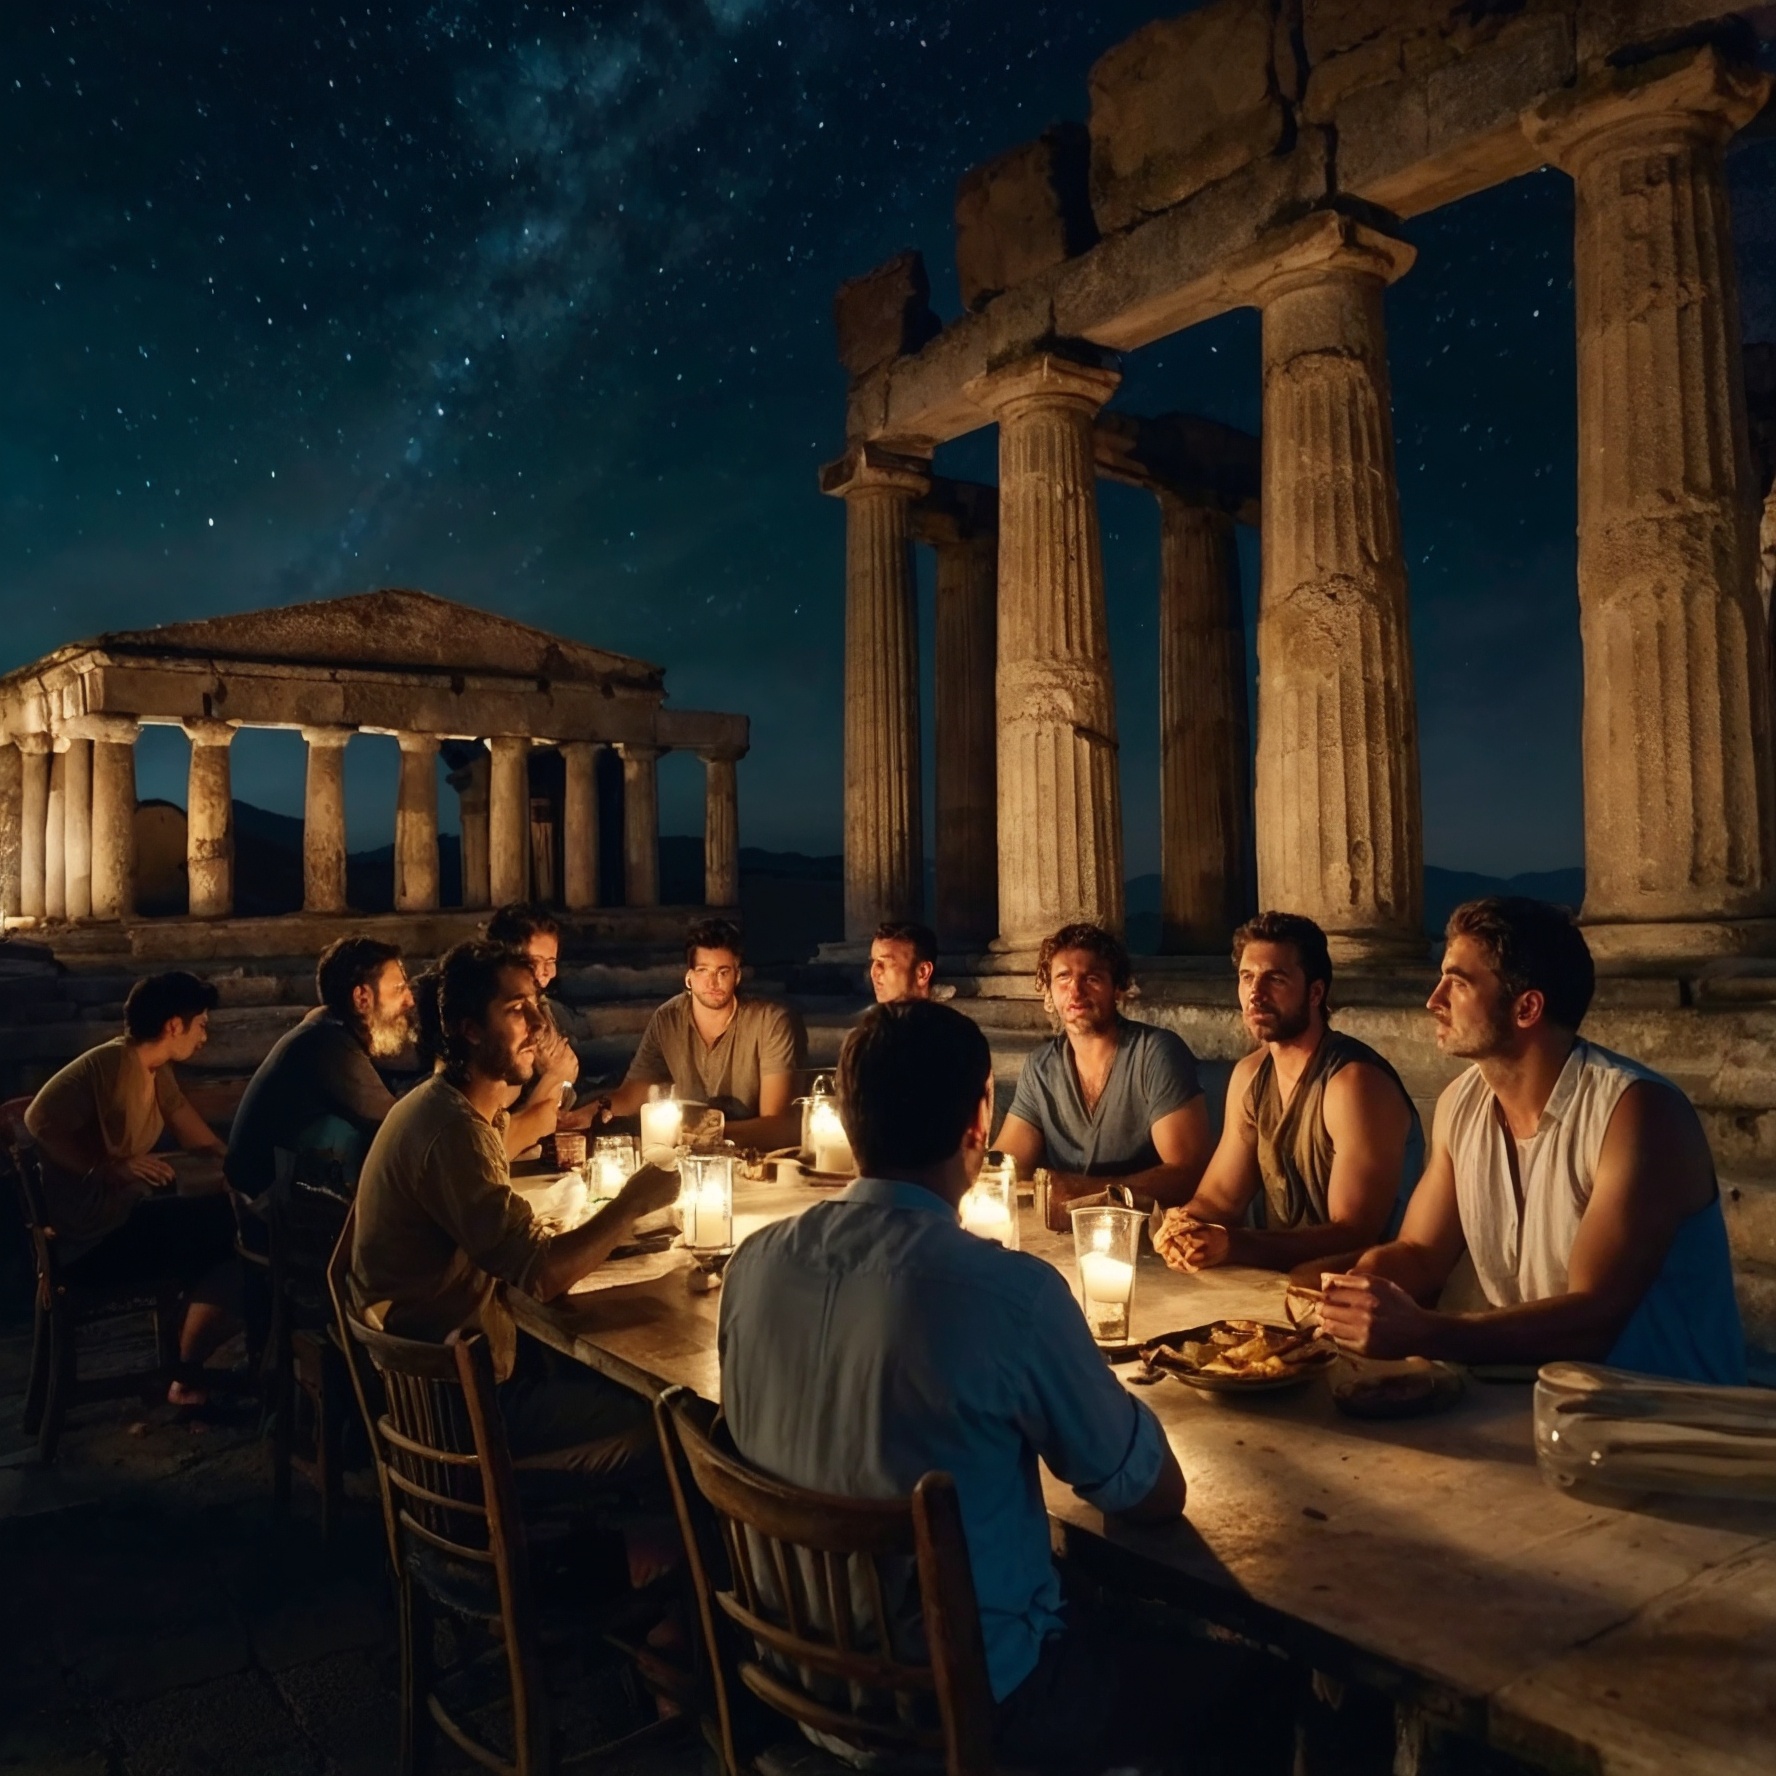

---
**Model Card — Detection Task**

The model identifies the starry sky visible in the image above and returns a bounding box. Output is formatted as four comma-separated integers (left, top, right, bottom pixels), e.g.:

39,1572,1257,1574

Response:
3,3,1774,878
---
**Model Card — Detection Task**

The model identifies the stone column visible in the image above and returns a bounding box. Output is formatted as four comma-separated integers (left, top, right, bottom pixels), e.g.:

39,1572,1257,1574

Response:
619,743,662,907
933,532,998,949
63,737,92,920
1232,215,1423,961
300,726,351,915
449,749,492,910
702,749,742,909
181,719,237,919
394,732,441,913
87,716,140,922
1528,49,1776,960
819,443,929,943
44,739,68,922
0,741,21,923
562,741,601,911
17,735,51,920
1158,496,1252,952
487,737,530,907
964,352,1124,951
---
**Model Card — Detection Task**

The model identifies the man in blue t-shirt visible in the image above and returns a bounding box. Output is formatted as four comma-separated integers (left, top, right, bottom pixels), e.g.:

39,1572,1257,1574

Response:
997,923,1212,1227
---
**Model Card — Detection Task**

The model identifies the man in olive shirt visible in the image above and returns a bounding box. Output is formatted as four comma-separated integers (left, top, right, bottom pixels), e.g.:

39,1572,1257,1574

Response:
604,917,804,1150
351,941,679,1474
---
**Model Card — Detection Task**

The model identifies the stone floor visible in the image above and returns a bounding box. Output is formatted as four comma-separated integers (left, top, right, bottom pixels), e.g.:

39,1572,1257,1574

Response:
0,1319,705,1776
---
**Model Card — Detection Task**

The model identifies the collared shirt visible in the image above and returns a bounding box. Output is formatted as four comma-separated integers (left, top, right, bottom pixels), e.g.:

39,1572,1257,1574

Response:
225,1008,398,1203
1006,1015,1202,1176
624,992,804,1120
349,1074,550,1381
718,1177,1168,1700
24,1037,188,1260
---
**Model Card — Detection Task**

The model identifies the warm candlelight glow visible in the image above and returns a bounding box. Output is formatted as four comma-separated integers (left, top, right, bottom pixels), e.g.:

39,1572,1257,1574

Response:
1072,1205,1142,1345
808,1096,854,1176
678,1152,736,1253
639,1093,684,1166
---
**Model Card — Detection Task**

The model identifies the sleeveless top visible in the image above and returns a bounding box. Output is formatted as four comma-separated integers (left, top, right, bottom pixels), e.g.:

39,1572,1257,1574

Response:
1246,1029,1420,1233
1442,1038,1745,1385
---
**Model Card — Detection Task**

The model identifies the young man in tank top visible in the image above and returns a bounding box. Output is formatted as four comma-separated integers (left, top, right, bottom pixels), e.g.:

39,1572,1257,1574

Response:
1153,912,1419,1276
1318,898,1745,1384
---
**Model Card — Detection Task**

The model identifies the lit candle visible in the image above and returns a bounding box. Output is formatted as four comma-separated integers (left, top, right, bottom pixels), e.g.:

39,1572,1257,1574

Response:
679,1153,735,1253
959,1154,1019,1248
808,1097,854,1175
589,1135,638,1200
959,1190,1013,1241
1072,1206,1142,1345
639,1095,684,1166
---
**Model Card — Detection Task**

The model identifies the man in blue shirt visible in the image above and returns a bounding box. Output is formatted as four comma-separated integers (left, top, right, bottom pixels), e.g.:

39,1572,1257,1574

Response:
720,1000,1206,1772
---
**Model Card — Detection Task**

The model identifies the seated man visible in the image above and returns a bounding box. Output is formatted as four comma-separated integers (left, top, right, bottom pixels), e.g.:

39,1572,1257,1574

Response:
350,941,681,1474
1155,911,1419,1276
996,923,1212,1220
1319,898,1746,1383
603,917,804,1150
26,971,237,1406
485,904,590,1156
226,937,415,1207
720,1000,1211,1774
868,919,937,1004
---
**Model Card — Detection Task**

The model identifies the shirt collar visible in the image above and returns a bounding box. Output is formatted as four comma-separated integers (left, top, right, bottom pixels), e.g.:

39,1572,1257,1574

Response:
841,1176,958,1219
1537,1037,1590,1130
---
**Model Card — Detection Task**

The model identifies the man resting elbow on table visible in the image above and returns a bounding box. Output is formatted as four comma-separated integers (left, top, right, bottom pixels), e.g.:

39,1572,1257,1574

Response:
994,923,1212,1226
1317,898,1745,1385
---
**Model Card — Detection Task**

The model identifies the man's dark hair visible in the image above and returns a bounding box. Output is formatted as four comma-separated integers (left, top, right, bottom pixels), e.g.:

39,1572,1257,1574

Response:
315,937,404,1023
873,920,938,968
1446,897,1596,1032
1034,922,1131,995
486,903,560,947
838,1001,992,1173
1232,911,1334,1008
410,967,445,1072
685,916,743,966
124,971,220,1042
437,941,532,1074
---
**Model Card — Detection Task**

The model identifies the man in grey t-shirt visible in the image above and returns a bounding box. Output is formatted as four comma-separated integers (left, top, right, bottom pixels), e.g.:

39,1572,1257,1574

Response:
997,924,1211,1226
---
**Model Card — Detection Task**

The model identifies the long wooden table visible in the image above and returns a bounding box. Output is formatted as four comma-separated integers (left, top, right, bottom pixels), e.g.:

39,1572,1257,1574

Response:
509,1175,1776,1776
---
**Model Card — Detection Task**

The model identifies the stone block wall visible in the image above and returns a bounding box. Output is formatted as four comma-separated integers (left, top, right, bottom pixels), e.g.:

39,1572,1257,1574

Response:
831,250,940,378
954,122,1096,313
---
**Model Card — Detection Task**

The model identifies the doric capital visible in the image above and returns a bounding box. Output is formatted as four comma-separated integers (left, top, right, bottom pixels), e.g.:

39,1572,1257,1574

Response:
699,746,747,767
299,724,354,750
181,718,238,748
964,351,1120,423
1526,44,1771,172
486,733,532,757
618,742,666,765
395,730,441,756
818,442,931,502
1220,211,1416,309
559,739,602,759
14,732,53,756
60,713,141,746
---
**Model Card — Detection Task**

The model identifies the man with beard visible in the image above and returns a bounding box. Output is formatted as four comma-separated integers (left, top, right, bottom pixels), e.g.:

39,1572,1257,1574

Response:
350,942,681,1472
1154,911,1419,1276
603,917,804,1151
226,938,417,1209
996,923,1212,1222
1319,898,1746,1383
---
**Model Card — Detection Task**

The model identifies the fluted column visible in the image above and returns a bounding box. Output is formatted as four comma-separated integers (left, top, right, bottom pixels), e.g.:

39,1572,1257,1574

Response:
181,719,237,919
44,738,68,922
820,443,930,943
87,716,139,922
933,532,998,948
0,742,21,923
702,749,742,908
1233,215,1422,962
394,731,441,913
450,748,492,910
562,741,601,911
1158,497,1252,952
63,737,92,920
1529,48,1776,960
964,352,1124,952
300,726,351,915
619,743,662,907
487,737,530,907
17,735,51,920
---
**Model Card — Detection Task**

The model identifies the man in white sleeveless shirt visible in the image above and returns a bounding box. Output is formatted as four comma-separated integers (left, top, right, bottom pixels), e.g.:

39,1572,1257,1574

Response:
1319,898,1744,1383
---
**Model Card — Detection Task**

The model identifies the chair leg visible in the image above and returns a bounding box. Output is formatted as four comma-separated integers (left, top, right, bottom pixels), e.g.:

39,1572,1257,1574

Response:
398,1576,434,1776
38,1303,75,1465
21,1296,51,1437
317,1345,347,1546
272,1331,296,1518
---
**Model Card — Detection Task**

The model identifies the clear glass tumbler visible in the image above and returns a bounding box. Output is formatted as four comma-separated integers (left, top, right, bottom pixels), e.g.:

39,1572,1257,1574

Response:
1071,1204,1143,1345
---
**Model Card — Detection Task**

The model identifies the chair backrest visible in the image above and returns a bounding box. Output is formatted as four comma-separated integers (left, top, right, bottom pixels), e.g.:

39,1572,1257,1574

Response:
655,1386,996,1776
326,1202,397,1570
270,1178,349,1317
1,1096,59,1300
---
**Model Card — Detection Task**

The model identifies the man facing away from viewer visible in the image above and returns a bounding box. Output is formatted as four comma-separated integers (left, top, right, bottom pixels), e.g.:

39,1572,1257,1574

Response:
1319,898,1746,1383
995,923,1212,1223
868,919,937,1004
720,999,1224,1773
1155,911,1419,1276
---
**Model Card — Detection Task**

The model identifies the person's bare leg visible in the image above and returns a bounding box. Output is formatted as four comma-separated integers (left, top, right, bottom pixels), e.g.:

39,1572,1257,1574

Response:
168,1262,242,1406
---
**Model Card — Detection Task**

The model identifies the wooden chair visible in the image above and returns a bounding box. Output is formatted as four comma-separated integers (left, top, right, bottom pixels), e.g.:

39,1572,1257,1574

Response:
338,1298,682,1776
324,1200,396,1572
654,1384,998,1776
2,1097,182,1464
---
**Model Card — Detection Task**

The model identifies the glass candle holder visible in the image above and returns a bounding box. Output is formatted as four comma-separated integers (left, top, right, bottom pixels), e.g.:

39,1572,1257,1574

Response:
807,1096,855,1176
587,1134,639,1201
639,1092,684,1166
678,1151,736,1255
959,1152,1019,1249
1071,1204,1142,1346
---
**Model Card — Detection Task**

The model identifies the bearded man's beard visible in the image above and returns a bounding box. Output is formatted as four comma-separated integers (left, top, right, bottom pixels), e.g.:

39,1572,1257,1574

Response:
366,1005,418,1059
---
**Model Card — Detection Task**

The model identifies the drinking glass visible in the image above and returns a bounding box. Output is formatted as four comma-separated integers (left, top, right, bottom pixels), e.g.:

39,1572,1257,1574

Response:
1071,1204,1143,1345
678,1152,737,1255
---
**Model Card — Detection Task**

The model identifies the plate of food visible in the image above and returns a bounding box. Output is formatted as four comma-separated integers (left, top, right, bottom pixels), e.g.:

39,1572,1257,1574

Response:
1139,1320,1338,1393
1328,1356,1465,1419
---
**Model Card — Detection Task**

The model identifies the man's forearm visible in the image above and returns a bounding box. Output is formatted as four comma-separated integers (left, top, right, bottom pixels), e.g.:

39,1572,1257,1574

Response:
1413,1294,1624,1365
531,1199,652,1300
604,1079,654,1119
1350,1238,1447,1302
1223,1220,1387,1275
1054,1164,1197,1210
726,1111,801,1153
502,1096,559,1159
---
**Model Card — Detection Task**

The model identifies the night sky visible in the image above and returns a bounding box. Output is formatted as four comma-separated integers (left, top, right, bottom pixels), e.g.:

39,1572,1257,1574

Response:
4,4,1774,880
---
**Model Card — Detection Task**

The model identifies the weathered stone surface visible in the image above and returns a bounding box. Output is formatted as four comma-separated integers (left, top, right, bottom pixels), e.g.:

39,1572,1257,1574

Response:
563,739,601,912
955,122,1096,313
1088,0,1292,236
1576,0,1760,70
62,736,91,919
620,743,664,909
933,524,998,948
0,741,21,921
182,718,237,919
393,730,440,914
111,1669,324,1775
300,726,349,914
1302,0,1460,66
702,750,741,909
832,249,939,379
488,734,530,907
